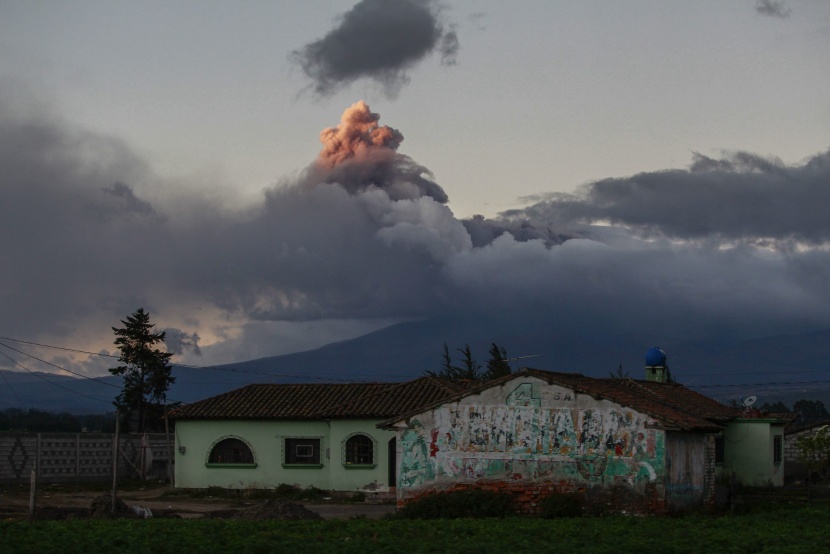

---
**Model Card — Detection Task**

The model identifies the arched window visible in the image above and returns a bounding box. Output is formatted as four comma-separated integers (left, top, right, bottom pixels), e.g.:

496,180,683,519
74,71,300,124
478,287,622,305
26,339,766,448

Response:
208,437,254,465
344,433,374,465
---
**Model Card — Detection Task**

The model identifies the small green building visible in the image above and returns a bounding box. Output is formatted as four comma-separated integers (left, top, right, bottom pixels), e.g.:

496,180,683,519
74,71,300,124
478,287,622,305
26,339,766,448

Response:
170,378,468,493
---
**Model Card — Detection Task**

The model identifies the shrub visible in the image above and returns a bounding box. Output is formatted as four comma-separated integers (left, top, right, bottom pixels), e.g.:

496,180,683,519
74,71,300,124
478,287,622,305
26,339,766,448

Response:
538,493,582,518
395,489,516,519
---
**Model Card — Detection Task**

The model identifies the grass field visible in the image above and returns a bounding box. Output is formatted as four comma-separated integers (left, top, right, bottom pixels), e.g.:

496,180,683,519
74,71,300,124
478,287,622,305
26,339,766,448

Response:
3,503,829,554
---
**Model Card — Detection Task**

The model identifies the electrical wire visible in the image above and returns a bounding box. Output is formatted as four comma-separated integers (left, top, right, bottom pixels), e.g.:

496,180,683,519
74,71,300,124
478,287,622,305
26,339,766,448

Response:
0,349,113,405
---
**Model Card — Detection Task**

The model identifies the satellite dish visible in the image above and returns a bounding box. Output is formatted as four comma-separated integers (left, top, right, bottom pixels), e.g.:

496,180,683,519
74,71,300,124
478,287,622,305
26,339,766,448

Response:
741,395,757,407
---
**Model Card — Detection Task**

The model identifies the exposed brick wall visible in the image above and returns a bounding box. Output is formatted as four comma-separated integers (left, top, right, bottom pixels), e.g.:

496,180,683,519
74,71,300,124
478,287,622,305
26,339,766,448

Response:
400,479,667,516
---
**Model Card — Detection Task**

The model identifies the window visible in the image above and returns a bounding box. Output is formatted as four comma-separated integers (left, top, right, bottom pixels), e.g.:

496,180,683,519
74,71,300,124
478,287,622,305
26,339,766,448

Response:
715,436,724,464
207,438,255,465
773,435,783,466
283,437,321,466
344,434,375,466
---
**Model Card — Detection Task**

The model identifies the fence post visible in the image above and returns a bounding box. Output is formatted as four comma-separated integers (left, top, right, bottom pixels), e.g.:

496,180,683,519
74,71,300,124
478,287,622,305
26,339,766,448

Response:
164,405,174,486
111,410,120,514
28,469,37,520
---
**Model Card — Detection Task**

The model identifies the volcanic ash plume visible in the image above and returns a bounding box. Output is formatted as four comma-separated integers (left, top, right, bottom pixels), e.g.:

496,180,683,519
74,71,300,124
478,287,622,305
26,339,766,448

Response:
317,101,403,168
310,101,448,203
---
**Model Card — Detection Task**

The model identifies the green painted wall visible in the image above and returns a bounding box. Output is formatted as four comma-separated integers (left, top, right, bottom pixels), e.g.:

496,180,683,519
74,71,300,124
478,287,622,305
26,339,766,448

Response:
174,419,397,492
720,419,786,486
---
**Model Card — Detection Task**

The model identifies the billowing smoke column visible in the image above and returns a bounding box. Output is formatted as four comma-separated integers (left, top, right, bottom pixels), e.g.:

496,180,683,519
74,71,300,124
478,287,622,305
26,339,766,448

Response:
317,100,403,168
307,100,449,203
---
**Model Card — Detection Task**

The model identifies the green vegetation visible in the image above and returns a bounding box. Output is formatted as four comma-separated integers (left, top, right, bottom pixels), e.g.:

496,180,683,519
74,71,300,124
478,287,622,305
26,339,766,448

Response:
3,504,830,553
0,408,116,432
797,424,830,481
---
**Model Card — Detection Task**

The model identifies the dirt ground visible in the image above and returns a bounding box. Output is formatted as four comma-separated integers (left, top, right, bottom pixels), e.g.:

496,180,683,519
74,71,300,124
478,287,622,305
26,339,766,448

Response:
0,482,397,521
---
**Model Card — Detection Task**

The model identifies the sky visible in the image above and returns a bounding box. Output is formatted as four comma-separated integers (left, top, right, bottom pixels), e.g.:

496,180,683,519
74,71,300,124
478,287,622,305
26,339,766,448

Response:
1,0,829,377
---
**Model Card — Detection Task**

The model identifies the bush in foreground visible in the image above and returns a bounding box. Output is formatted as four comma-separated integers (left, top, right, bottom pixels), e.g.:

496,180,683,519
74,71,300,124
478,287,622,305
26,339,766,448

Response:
538,493,583,518
393,489,516,519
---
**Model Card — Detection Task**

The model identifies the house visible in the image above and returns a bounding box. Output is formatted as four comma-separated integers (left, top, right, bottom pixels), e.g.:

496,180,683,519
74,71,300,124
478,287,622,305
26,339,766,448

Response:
379,350,790,514
171,348,790,512
169,378,470,493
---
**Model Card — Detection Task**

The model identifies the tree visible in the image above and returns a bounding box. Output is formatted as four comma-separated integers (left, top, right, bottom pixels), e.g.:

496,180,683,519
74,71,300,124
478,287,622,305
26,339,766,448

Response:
427,343,482,381
456,344,482,380
109,308,174,433
609,364,629,378
796,425,830,484
793,400,830,425
759,401,790,414
483,343,512,380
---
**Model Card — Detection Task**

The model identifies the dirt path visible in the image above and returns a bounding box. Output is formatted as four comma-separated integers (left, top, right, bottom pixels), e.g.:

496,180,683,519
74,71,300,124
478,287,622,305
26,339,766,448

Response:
0,483,396,521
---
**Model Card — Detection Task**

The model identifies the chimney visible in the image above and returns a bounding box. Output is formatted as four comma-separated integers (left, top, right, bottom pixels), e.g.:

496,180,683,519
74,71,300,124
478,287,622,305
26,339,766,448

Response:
644,347,668,383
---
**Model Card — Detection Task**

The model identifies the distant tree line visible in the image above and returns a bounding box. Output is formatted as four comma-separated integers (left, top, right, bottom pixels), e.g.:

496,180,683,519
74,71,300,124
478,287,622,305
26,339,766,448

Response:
758,399,830,426
0,408,117,433
426,343,513,381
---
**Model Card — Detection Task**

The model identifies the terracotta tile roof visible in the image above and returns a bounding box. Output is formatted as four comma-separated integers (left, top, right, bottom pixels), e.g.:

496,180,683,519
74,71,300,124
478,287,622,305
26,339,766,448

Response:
169,377,473,420
380,368,743,432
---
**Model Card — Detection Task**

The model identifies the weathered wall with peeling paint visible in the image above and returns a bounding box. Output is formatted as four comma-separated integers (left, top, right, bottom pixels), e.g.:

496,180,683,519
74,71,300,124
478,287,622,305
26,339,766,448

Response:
394,377,701,514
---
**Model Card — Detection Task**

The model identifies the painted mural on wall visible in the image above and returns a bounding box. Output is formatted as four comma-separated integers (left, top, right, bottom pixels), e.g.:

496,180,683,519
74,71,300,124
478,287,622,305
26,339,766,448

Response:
399,382,664,491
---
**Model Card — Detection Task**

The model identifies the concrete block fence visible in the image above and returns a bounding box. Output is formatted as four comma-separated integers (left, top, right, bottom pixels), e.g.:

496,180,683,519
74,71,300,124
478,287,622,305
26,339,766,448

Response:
0,432,173,484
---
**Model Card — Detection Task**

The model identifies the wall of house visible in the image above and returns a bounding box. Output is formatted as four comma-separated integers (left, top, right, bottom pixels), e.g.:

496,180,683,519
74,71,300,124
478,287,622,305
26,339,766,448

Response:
784,423,829,482
721,419,785,486
174,419,396,493
393,377,674,514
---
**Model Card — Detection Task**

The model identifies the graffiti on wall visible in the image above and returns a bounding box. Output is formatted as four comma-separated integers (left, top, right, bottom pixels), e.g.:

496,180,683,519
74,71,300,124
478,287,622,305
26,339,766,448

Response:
399,383,664,490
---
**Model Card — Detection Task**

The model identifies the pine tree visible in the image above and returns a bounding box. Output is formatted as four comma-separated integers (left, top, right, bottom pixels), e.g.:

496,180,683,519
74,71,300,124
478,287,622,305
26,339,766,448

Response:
456,344,482,380
483,343,512,380
109,308,174,433
427,343,482,380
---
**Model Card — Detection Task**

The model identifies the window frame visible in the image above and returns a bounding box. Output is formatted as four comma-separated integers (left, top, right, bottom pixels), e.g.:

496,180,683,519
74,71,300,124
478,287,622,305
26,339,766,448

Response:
282,436,323,468
773,435,783,466
205,436,257,468
342,433,376,468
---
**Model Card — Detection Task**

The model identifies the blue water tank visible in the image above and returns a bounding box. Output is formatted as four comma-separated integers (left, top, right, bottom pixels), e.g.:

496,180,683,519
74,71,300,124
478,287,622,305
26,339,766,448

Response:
645,347,666,367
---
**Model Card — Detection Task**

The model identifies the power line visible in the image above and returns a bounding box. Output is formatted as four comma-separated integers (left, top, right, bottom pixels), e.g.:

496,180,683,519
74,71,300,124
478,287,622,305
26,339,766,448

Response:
0,342,121,389
688,378,830,391
0,335,119,358
0,349,113,405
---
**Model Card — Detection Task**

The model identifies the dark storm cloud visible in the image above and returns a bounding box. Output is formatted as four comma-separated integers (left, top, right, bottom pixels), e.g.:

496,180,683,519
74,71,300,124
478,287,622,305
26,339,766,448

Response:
292,0,459,97
506,150,830,248
755,0,791,18
3,92,830,372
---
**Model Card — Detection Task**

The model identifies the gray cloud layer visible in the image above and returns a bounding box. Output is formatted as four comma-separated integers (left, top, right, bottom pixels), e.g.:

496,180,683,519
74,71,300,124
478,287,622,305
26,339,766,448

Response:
2,92,830,374
292,0,459,97
505,150,830,249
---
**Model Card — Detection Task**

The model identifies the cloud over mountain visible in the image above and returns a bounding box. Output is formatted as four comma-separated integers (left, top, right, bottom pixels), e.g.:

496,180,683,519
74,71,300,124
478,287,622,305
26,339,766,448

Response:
2,92,830,376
